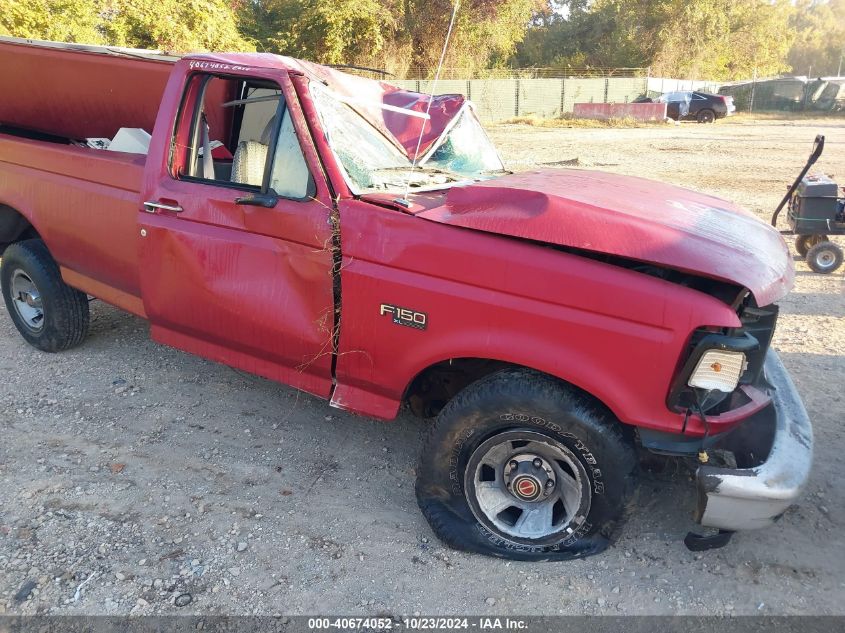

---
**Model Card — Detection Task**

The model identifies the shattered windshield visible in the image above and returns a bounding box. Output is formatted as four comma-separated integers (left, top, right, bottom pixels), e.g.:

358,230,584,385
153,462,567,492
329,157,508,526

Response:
310,83,504,194
425,109,503,175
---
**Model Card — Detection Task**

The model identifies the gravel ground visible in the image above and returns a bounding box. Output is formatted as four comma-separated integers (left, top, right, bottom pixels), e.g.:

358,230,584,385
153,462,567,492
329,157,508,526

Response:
1,116,843,617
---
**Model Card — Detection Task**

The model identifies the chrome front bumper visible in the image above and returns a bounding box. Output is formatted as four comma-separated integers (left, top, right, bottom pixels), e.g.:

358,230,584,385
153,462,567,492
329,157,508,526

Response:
695,351,813,531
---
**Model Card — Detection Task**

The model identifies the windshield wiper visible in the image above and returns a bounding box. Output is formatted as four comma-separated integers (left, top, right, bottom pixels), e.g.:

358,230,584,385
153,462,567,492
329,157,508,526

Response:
372,165,468,181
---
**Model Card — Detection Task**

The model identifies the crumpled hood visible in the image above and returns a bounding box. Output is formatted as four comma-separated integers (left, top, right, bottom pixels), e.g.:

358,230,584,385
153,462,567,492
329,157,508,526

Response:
416,169,793,306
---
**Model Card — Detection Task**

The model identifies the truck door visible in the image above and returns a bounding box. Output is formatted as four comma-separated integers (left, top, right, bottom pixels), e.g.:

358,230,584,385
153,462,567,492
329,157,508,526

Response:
138,69,336,398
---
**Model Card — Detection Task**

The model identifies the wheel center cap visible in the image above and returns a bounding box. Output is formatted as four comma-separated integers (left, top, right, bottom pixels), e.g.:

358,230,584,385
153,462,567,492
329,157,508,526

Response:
512,475,542,501
505,453,555,503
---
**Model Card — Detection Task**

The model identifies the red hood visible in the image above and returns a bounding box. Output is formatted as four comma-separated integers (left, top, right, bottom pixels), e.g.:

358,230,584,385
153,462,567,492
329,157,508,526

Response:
416,169,793,306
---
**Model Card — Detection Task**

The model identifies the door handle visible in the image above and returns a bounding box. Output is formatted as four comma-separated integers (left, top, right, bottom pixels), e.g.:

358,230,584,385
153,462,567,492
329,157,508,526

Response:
235,193,277,208
143,200,183,214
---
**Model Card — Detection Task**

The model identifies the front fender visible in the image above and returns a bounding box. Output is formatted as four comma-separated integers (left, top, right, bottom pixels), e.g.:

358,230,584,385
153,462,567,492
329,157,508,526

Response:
334,199,740,429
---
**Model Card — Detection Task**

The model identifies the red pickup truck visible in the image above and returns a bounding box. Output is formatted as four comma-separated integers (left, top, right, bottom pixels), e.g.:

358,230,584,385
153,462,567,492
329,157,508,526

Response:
0,37,812,560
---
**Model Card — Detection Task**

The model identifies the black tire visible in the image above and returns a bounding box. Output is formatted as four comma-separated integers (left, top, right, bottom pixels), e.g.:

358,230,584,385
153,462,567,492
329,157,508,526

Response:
1,239,89,352
806,241,843,274
795,234,827,257
415,368,637,561
697,109,715,124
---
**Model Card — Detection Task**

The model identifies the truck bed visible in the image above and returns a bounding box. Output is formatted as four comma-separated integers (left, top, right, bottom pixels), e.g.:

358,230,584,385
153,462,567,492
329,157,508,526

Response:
0,38,253,319
0,36,173,140
0,132,147,314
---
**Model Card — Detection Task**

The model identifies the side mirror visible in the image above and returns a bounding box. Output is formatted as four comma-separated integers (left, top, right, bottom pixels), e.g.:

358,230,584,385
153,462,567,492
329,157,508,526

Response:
235,193,278,208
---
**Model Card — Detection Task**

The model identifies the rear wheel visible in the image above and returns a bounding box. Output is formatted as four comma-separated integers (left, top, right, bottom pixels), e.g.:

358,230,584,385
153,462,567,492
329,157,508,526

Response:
415,368,636,561
806,241,843,274
697,109,715,124
1,239,89,352
795,234,827,257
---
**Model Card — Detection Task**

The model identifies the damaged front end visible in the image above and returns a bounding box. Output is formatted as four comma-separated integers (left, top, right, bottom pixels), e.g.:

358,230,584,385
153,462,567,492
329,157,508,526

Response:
302,64,813,541
666,299,779,425
693,349,813,532
646,296,813,541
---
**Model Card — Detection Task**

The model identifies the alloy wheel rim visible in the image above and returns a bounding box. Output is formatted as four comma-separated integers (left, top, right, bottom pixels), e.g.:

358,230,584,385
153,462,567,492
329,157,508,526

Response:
465,430,591,542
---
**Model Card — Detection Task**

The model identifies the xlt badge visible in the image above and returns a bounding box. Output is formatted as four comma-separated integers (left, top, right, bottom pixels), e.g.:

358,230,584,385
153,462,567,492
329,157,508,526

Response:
380,303,427,330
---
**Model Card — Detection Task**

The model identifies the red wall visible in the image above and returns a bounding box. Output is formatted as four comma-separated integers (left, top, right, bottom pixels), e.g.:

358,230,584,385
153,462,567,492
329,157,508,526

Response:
573,103,667,121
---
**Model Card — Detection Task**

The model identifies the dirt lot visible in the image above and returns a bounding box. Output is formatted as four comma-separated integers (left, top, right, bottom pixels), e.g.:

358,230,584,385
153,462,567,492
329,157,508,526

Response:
1,116,843,617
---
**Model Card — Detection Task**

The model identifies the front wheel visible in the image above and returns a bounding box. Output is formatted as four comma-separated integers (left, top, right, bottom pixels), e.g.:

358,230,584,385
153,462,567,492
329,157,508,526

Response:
1,239,90,352
806,241,843,274
415,368,636,561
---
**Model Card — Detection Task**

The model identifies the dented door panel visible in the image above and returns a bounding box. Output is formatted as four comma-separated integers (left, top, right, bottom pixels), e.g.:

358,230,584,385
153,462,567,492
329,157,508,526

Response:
137,63,336,398
138,204,334,396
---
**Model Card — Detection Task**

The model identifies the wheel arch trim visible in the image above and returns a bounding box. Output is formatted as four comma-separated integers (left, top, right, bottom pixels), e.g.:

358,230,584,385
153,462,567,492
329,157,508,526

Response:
332,336,634,424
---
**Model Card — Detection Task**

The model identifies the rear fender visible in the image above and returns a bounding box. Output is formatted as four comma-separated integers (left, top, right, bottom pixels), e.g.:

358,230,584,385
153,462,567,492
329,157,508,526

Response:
0,203,39,252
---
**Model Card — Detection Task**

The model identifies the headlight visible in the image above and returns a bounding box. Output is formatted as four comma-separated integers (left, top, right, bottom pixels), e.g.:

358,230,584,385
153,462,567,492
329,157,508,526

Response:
688,349,747,393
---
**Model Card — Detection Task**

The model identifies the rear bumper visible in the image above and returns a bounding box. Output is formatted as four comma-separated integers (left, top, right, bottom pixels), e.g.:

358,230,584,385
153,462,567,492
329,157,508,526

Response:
694,350,813,531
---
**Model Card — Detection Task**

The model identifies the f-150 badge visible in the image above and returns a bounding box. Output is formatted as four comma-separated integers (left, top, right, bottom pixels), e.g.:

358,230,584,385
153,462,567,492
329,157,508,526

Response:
380,304,427,330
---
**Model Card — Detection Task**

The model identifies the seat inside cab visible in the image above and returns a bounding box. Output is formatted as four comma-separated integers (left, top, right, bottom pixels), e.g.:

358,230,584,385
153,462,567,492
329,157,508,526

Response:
177,74,313,199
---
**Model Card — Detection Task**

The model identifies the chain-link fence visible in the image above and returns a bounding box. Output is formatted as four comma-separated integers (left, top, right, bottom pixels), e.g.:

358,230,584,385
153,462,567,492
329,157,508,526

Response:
717,77,845,112
360,65,845,120
400,66,648,80
391,76,651,121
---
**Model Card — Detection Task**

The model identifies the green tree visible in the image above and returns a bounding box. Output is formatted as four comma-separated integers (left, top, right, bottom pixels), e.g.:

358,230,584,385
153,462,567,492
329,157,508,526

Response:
240,0,399,64
0,0,104,43
240,0,543,76
101,0,252,52
404,0,545,73
789,0,845,76
0,0,251,52
651,0,794,78
513,0,795,80
511,1,595,68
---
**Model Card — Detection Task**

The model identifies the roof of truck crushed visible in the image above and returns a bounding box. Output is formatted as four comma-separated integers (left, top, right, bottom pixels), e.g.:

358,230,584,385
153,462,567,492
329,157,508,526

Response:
184,52,467,160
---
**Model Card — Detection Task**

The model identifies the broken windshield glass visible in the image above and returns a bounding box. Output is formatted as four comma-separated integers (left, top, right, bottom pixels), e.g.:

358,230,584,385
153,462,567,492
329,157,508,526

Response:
310,83,504,195
422,107,503,176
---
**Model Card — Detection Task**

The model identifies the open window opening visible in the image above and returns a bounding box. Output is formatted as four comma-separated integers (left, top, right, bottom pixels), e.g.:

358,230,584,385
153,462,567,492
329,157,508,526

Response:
172,74,314,200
